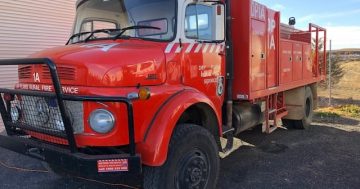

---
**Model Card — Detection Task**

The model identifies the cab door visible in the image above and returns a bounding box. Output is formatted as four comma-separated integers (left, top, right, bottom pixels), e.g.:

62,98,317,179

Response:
181,1,226,104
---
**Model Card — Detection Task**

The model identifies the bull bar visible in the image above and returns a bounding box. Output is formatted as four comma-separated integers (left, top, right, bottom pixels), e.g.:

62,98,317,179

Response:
0,58,141,177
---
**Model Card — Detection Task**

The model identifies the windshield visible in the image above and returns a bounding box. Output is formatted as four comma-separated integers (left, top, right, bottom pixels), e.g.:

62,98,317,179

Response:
71,0,176,43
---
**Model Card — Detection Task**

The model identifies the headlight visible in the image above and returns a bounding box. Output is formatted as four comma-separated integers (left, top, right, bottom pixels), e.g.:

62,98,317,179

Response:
89,109,115,134
10,106,21,122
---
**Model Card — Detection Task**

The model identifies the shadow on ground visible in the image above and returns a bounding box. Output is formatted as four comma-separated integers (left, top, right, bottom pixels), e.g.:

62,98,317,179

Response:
218,124,360,189
314,115,360,126
0,122,359,189
318,96,360,106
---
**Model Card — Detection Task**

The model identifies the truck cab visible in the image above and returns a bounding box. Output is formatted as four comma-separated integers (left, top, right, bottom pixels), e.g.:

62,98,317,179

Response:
0,0,326,188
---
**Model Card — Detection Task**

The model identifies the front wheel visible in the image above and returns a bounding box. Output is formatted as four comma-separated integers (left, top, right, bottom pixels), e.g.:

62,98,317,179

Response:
144,124,220,189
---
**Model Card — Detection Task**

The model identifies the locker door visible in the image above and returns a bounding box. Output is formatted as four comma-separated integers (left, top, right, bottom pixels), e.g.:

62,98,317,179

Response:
280,41,293,84
266,10,279,88
293,43,303,81
251,19,266,92
303,44,313,79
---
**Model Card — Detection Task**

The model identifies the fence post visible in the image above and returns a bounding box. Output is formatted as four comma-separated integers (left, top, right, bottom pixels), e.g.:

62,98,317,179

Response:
328,40,332,106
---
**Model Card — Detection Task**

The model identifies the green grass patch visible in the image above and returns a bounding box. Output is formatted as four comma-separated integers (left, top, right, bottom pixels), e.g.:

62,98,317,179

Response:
316,105,360,119
315,111,340,118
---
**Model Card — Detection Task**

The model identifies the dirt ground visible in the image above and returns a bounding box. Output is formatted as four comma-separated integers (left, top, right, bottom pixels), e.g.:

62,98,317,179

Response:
0,114,359,189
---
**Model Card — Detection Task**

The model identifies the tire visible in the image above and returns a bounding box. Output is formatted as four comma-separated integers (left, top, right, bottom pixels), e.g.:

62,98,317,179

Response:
283,87,314,129
143,124,220,189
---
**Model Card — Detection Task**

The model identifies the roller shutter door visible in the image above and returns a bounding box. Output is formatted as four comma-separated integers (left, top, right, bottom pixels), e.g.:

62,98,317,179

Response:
0,0,76,130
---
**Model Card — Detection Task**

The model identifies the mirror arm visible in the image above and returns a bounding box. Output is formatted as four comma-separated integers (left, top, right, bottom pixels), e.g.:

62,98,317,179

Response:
203,0,225,5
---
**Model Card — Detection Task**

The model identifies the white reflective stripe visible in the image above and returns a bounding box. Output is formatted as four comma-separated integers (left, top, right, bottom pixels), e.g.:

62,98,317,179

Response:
202,44,210,53
165,43,175,53
215,44,223,53
209,44,216,53
194,44,203,53
185,43,195,53
175,45,182,53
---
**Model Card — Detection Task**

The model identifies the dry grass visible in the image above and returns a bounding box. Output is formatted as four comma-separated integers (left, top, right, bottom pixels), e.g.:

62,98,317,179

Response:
316,105,360,119
319,61,360,100
317,60,360,119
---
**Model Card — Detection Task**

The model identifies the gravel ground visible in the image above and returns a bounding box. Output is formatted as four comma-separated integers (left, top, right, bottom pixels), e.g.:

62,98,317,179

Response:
0,116,359,189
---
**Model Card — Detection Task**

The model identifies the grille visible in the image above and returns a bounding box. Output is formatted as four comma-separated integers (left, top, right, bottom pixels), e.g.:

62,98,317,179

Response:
9,95,83,138
18,65,77,81
18,66,32,79
42,65,76,80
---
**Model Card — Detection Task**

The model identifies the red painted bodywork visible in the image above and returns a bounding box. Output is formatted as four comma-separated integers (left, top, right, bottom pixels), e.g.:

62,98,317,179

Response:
19,39,225,165
231,0,326,100
15,0,326,166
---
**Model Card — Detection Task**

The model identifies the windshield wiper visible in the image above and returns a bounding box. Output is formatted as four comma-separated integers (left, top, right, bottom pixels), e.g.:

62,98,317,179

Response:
84,28,122,42
113,25,160,41
66,29,122,45
66,26,160,45
66,31,92,45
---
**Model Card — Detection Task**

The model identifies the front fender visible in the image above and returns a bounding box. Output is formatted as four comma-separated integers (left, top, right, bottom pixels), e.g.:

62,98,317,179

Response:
136,89,221,166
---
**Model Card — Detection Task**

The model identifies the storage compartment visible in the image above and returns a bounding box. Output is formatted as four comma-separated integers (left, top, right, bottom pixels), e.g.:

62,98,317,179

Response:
266,9,279,88
230,0,325,100
280,41,292,84
302,44,313,79
251,19,266,92
292,43,303,81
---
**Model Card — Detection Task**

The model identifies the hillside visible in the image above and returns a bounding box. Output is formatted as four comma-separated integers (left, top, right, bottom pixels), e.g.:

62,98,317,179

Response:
335,48,360,52
319,61,360,100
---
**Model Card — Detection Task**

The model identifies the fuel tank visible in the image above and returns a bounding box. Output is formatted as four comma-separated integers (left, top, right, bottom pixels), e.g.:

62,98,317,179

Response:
232,102,264,134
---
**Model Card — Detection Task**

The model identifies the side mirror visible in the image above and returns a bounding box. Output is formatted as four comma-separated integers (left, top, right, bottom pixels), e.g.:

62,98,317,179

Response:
213,4,225,41
289,17,296,26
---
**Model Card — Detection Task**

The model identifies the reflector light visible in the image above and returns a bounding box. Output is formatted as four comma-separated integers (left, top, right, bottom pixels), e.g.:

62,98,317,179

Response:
138,87,151,100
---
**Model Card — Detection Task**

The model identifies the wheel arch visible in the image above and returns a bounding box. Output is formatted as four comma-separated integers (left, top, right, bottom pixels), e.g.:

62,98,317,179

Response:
177,102,220,141
137,89,222,166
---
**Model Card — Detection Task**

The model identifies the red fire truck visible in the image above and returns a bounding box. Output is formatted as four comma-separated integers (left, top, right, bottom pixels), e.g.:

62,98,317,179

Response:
0,0,326,188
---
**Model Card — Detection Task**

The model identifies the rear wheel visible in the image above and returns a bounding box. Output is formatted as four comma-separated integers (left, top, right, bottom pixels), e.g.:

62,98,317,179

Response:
283,87,314,129
144,124,219,189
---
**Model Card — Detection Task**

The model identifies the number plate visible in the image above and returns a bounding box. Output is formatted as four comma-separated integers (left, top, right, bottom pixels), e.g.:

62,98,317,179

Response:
97,159,129,173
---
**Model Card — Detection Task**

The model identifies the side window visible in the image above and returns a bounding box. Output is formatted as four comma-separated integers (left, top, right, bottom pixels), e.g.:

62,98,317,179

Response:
81,20,117,32
93,20,117,30
80,20,117,38
185,4,213,40
81,22,92,33
138,18,168,37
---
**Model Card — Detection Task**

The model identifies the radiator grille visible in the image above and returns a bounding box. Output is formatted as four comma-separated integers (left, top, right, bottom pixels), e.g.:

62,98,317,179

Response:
42,65,76,80
18,66,32,79
18,65,77,81
8,95,83,138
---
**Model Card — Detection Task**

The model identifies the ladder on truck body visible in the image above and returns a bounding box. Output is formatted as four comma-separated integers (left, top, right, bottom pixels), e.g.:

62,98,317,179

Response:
263,92,288,134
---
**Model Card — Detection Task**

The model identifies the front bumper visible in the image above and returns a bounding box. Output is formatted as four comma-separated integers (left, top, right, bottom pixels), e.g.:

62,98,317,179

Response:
0,134,142,177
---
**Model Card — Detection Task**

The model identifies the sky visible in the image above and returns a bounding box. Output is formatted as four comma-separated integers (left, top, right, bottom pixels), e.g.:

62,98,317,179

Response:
257,0,360,49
